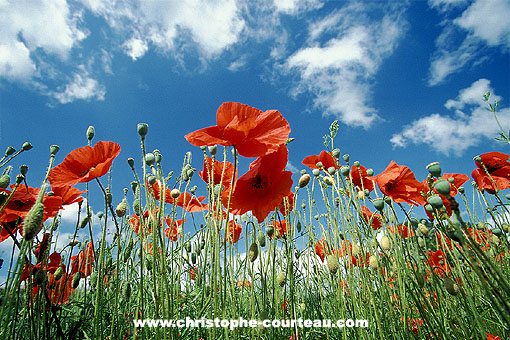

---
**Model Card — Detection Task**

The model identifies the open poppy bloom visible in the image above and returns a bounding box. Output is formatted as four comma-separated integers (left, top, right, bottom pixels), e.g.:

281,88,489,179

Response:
199,156,236,188
70,242,94,278
374,161,426,206
278,191,294,216
302,151,338,170
226,220,242,244
427,249,449,277
487,332,502,340
175,192,209,213
165,218,185,241
48,141,121,187
0,185,62,223
314,239,328,262
350,164,374,192
185,102,291,158
360,206,383,230
21,251,62,282
51,185,86,206
228,144,293,222
435,173,469,197
271,220,290,239
472,152,510,193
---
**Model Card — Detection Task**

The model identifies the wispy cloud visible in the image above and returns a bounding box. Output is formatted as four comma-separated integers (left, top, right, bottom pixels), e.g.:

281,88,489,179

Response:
428,0,510,85
283,2,408,128
52,67,106,104
391,78,510,155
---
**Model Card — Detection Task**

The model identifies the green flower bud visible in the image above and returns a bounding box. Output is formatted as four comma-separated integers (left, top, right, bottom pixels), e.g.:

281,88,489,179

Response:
22,202,45,241
191,252,197,264
34,269,46,286
97,211,104,219
266,226,274,238
130,181,137,194
299,174,311,188
4,146,15,156
257,231,266,247
19,164,28,175
147,175,156,186
145,153,155,166
296,221,302,233
116,200,127,217
123,282,132,300
185,242,192,253
86,126,95,140
22,142,32,151
53,265,64,281
473,156,482,163
433,179,451,196
332,148,340,158
249,243,258,262
0,174,10,189
133,199,142,216
277,272,286,287
444,277,459,296
327,255,339,274
72,273,81,289
137,123,148,138
426,162,441,177
127,158,135,168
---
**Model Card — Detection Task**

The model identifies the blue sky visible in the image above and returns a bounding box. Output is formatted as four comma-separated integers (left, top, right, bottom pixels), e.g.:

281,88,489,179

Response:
1,0,510,262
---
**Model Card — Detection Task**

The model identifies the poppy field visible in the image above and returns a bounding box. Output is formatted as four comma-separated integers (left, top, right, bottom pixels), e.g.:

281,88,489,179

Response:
0,100,509,340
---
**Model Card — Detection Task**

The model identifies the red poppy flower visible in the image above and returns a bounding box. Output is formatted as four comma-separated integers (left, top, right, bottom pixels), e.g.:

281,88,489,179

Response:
0,185,62,223
236,280,251,289
51,185,86,206
271,220,289,239
401,317,423,335
466,227,492,248
487,332,502,340
350,252,370,268
48,141,121,187
350,164,374,192
314,239,328,262
0,220,19,243
34,233,51,262
199,156,236,188
164,218,185,241
373,161,426,206
302,151,338,170
472,152,510,193
70,242,94,278
435,232,454,251
427,249,449,277
148,180,172,203
278,191,294,216
388,224,415,238
21,251,62,282
360,206,383,230
424,194,452,220
226,220,242,244
437,173,469,197
48,272,75,305
175,192,208,213
228,145,293,222
190,266,198,281
185,102,291,158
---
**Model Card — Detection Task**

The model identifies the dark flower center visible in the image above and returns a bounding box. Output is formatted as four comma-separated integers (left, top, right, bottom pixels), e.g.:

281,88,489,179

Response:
248,173,268,190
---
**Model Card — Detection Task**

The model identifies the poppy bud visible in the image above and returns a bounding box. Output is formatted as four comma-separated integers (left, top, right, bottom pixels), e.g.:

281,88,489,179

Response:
417,237,425,248
145,153,155,166
501,223,509,233
123,282,132,300
50,145,60,156
491,234,500,244
301,203,306,210
69,239,80,247
170,189,180,199
147,175,156,186
427,195,444,209
312,169,320,177
137,123,148,138
373,198,384,211
22,142,32,151
332,148,340,158
316,161,323,169
200,238,206,250
34,269,46,286
4,146,15,156
208,145,217,156
340,166,350,176
426,162,441,177
342,154,349,163
415,271,425,288
79,214,90,229
22,202,45,241
257,231,266,247
249,243,258,262
127,158,135,168
133,199,142,216
327,255,339,274
298,174,311,188
425,204,434,213
72,273,81,289
86,126,95,140
185,242,192,253
266,226,274,237
367,168,374,176
0,174,10,189
53,265,64,281
444,277,459,296
191,252,197,264
0,191,9,206
381,236,392,251
433,179,451,196
351,243,360,257
369,255,378,269
116,200,127,217
277,272,286,287
418,223,429,236
324,176,334,186
297,221,302,233
19,164,28,175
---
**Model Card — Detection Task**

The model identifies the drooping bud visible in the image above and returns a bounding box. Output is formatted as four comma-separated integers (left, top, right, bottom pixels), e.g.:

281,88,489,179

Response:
53,265,64,281
369,255,378,269
72,273,81,289
444,277,459,296
266,225,274,238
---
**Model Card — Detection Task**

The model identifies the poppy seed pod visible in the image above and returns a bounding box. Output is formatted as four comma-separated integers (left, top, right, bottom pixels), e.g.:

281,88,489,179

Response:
340,166,350,176
86,126,95,140
367,168,374,176
427,195,444,209
170,189,180,199
332,148,340,158
353,161,360,168
22,202,45,241
20,164,28,175
145,153,155,166
137,123,148,138
343,154,350,163
277,272,286,287
50,145,60,156
147,175,156,186
328,167,336,175
298,174,311,188
185,242,192,253
433,179,451,196
257,231,266,247
116,200,127,217
426,162,441,177
0,191,8,206
373,198,384,211
22,142,32,151
133,199,142,216
249,243,258,262
208,145,217,156
312,169,320,177
266,226,274,238
324,176,334,186
417,237,425,248
5,146,15,156
327,255,339,274
123,282,132,300
380,236,392,251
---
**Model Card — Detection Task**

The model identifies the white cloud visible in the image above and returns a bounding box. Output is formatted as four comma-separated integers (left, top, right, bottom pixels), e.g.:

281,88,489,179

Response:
124,37,149,61
273,0,323,15
391,78,510,155
284,3,407,128
428,0,510,85
0,0,86,81
52,68,106,104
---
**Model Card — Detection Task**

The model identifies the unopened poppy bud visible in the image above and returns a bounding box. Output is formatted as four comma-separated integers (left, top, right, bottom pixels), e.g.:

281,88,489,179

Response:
301,203,306,209
0,191,9,206
53,265,64,281
79,214,90,229
458,187,464,194
418,223,429,236
123,282,132,300
277,272,286,287
147,175,156,186
427,195,444,209
145,153,155,166
191,252,197,264
0,174,10,189
184,242,192,253
69,239,80,247
324,176,334,186
208,145,217,156
381,236,392,251
137,123,148,138
425,204,434,213
417,237,425,247
22,142,32,151
332,148,340,158
433,179,451,196
491,234,500,244
257,231,266,247
22,202,45,241
351,243,360,257
170,188,180,199
116,200,127,217
19,164,28,175
266,225,274,238
444,277,459,296
34,269,46,286
312,169,320,177
86,126,95,140
501,223,509,233
340,166,350,176
327,255,339,274
297,221,302,233
426,162,441,177
298,174,310,188
316,161,323,169
369,255,378,269
249,243,258,262
133,199,142,216
4,146,15,156
72,273,81,289
415,271,425,288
